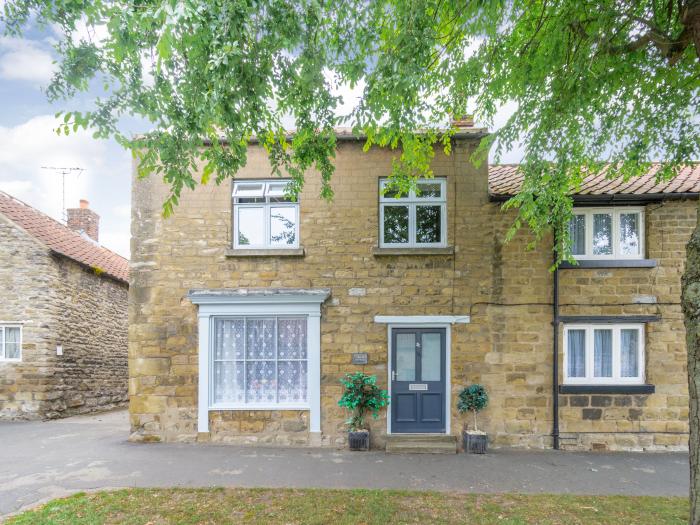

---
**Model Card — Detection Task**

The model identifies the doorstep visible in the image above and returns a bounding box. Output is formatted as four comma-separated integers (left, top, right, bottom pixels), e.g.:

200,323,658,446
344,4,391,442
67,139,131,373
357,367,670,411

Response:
385,434,458,454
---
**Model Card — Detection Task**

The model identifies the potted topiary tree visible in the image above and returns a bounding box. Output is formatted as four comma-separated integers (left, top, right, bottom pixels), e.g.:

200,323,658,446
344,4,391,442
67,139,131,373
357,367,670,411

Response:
457,384,489,454
338,372,389,451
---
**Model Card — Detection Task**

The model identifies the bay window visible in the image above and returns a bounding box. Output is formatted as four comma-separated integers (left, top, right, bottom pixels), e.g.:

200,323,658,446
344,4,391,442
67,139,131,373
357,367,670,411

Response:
189,288,328,434
233,180,299,249
564,324,644,385
568,207,644,259
212,317,308,407
379,178,447,247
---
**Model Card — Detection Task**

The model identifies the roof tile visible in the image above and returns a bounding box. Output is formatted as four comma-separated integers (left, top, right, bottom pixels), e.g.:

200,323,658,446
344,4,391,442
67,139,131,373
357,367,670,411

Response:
0,192,128,283
489,163,700,198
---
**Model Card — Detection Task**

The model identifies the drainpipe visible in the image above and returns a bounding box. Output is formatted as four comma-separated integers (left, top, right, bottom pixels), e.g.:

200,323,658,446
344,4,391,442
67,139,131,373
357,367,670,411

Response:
552,255,560,450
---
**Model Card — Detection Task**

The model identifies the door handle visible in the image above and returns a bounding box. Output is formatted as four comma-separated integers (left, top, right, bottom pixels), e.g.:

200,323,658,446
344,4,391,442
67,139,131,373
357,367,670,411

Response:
391,370,396,381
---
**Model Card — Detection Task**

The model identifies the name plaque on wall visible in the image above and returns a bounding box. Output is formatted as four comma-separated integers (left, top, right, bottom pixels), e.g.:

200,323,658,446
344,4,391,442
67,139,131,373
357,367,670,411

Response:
351,352,369,365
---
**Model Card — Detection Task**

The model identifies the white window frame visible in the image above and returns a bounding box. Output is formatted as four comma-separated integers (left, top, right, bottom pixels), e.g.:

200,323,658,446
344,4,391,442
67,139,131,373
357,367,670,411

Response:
232,180,300,250
209,315,310,411
563,323,645,385
0,324,22,362
570,207,645,260
189,290,329,435
379,178,447,248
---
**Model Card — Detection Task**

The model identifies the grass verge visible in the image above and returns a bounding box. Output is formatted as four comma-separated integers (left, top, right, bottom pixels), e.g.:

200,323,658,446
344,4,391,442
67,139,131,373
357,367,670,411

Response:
6,488,688,525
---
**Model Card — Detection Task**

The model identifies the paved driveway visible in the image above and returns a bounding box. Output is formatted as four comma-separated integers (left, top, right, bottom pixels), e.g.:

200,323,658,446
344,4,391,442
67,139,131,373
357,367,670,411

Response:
0,409,689,516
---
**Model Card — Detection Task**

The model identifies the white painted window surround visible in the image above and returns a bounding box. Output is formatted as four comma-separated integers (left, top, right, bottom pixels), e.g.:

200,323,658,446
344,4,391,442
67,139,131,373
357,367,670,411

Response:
189,289,329,434
0,325,21,362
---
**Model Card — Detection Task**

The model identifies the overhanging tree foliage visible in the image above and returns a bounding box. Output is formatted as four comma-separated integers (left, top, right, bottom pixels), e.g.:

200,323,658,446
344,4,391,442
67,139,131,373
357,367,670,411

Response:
3,0,699,521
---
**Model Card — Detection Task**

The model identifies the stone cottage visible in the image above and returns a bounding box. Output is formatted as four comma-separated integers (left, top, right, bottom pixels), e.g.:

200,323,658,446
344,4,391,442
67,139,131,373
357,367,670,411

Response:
129,125,697,451
0,193,129,419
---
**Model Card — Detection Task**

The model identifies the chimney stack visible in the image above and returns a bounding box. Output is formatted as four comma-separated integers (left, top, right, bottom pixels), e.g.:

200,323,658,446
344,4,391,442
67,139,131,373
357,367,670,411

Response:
67,199,100,242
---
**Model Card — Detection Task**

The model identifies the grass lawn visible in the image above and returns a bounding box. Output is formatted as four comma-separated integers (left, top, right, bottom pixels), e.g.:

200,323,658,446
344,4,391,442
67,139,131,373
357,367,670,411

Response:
6,488,688,525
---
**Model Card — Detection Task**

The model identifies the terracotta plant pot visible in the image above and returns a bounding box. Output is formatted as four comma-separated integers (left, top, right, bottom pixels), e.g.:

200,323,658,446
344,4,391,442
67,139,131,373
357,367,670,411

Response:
463,431,488,454
348,430,370,451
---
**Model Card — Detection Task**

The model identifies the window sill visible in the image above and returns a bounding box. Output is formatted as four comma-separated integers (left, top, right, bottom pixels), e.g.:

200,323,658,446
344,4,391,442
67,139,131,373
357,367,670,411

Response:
225,247,305,258
559,384,655,395
372,246,454,256
559,259,657,269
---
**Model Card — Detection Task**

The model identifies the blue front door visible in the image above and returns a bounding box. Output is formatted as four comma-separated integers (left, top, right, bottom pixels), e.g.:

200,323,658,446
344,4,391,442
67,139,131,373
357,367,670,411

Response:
390,328,446,433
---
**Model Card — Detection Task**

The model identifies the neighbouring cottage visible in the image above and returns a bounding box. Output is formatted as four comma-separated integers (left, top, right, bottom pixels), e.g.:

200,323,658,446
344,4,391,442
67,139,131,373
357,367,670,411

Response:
129,123,696,451
0,193,129,419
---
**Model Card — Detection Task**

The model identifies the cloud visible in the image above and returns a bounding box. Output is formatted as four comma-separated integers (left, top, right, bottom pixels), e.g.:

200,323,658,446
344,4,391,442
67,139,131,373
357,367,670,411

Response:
0,114,131,257
0,37,56,85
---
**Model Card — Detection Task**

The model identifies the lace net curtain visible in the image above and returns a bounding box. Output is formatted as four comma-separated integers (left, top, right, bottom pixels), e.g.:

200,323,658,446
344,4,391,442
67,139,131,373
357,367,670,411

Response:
213,317,307,404
2,327,20,359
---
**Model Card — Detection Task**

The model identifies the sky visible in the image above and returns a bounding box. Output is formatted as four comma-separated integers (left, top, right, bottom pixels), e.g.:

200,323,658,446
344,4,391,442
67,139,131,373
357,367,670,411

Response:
0,26,521,259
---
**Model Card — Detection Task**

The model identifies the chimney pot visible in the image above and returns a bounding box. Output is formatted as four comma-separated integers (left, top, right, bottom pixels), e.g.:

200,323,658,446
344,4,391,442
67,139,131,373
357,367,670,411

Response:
80,199,89,209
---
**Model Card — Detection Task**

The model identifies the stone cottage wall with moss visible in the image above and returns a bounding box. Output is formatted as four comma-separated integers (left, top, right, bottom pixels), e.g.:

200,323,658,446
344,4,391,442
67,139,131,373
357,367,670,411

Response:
128,137,691,451
0,215,128,419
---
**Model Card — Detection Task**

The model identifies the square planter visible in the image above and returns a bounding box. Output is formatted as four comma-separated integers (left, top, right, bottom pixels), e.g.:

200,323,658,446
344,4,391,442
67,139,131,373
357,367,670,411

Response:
463,431,488,454
348,430,370,451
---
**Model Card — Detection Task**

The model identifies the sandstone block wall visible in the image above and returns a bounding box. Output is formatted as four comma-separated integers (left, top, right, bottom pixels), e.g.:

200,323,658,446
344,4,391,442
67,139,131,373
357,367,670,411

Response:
0,215,128,419
128,138,692,450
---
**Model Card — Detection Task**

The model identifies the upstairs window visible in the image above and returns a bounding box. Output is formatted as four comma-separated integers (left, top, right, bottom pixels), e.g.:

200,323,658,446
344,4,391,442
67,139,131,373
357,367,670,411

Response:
568,207,644,259
379,178,447,247
233,180,299,249
0,325,21,361
564,324,644,385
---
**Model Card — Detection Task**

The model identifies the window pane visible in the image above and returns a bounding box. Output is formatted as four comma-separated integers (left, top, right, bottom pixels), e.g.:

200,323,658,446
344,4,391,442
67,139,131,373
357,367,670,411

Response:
621,329,640,377
416,205,441,244
269,207,296,246
246,319,275,359
234,182,264,196
0,328,4,359
417,182,442,198
246,360,276,403
277,318,307,359
266,182,289,197
619,213,641,256
594,329,613,377
278,361,306,403
567,329,586,377
396,333,416,381
569,215,586,255
237,207,264,246
421,333,441,381
381,183,407,199
5,327,19,359
213,361,244,403
593,214,612,255
383,206,409,244
214,319,245,360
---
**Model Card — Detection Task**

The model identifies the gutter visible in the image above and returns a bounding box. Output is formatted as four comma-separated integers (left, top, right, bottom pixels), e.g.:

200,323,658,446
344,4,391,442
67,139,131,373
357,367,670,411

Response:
489,192,699,204
202,129,490,147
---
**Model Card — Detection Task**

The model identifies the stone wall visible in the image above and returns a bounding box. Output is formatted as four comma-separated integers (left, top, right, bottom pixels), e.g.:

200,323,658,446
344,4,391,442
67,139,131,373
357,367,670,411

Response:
0,215,128,419
128,138,692,450
0,215,58,418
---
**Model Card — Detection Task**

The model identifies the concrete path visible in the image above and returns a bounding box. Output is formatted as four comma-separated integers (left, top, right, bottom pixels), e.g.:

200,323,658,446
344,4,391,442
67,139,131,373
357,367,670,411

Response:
0,410,689,516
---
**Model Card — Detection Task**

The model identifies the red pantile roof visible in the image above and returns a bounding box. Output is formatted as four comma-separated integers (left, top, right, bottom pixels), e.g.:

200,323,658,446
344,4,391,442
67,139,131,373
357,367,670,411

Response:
0,192,129,283
489,163,700,198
